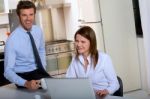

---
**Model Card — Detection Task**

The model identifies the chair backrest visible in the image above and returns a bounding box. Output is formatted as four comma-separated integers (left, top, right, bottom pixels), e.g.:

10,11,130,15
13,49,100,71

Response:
113,76,123,97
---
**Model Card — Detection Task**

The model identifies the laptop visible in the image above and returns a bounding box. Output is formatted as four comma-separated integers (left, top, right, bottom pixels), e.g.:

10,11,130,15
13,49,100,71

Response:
42,78,96,99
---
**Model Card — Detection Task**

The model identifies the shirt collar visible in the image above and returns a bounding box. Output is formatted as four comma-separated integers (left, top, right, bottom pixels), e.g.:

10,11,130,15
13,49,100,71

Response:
78,54,92,65
18,25,33,33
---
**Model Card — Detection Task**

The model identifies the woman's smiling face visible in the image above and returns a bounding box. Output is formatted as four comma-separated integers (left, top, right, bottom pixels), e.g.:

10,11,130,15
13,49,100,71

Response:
75,34,90,56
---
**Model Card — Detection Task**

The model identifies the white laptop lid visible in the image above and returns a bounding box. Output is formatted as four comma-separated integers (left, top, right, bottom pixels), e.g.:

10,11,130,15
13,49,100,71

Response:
44,78,96,99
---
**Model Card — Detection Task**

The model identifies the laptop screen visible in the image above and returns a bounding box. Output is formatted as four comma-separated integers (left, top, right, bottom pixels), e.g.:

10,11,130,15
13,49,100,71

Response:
43,78,96,99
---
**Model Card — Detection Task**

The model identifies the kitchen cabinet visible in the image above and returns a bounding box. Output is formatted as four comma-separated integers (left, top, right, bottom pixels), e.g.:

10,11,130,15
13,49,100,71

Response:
77,0,101,22
0,0,9,13
0,0,5,13
63,0,71,4
45,0,71,8
45,0,63,8
76,0,104,51
0,13,9,25
45,0,63,5
63,0,71,7
8,0,19,10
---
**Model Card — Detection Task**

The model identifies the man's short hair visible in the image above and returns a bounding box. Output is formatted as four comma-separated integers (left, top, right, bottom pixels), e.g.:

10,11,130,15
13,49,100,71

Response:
16,0,36,16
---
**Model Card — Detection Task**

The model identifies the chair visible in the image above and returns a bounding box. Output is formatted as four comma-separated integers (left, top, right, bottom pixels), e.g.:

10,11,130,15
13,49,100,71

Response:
113,76,123,97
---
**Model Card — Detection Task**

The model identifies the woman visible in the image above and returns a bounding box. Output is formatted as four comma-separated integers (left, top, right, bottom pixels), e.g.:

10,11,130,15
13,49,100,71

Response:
66,26,119,96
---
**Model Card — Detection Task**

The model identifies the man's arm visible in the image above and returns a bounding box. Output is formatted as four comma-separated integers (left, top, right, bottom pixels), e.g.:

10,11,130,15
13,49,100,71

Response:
4,39,26,86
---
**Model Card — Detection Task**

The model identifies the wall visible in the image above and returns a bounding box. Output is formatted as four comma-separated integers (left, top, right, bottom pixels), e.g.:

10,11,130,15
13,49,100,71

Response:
99,0,141,92
138,0,150,93
137,37,147,90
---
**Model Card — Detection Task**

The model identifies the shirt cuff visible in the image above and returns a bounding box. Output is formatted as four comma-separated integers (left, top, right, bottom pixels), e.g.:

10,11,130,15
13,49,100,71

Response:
19,79,26,87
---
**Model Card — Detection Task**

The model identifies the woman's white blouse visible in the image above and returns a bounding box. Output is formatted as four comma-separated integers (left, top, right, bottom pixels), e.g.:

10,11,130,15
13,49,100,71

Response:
66,51,119,94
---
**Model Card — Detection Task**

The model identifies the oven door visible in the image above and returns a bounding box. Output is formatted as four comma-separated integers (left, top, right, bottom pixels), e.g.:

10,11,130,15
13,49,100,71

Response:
46,54,58,76
57,52,73,77
46,51,74,78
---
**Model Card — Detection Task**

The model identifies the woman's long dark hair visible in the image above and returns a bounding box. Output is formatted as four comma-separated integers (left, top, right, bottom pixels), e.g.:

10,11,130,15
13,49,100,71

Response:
74,26,99,67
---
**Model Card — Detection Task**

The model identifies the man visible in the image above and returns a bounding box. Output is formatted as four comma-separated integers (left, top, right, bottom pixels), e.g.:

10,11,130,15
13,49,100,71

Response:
4,1,50,90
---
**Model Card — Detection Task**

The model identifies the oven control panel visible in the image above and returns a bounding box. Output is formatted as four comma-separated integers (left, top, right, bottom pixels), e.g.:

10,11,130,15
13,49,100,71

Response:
45,41,75,55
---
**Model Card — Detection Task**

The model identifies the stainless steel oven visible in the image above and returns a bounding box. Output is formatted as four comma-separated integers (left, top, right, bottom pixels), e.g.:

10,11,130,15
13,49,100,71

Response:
46,51,74,78
45,40,75,78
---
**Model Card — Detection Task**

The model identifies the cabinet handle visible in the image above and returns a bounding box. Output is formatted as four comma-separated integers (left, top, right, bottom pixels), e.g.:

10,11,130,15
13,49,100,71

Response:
78,19,85,22
79,25,86,28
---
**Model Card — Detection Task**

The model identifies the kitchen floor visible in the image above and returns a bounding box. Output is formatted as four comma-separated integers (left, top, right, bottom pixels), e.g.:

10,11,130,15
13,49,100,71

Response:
124,90,150,99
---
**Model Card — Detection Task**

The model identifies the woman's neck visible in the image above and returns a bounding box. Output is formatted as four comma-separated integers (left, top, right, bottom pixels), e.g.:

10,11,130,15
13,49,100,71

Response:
82,52,90,59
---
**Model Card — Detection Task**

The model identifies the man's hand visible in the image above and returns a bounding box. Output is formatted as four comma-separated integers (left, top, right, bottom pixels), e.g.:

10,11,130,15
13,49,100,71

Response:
24,80,41,90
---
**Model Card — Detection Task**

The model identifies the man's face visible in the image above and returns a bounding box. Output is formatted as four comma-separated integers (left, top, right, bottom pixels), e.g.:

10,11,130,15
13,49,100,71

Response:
19,8,35,31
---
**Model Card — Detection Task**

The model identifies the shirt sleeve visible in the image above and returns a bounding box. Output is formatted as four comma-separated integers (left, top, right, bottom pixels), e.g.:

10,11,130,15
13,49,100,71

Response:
103,54,120,94
66,57,77,78
4,39,26,86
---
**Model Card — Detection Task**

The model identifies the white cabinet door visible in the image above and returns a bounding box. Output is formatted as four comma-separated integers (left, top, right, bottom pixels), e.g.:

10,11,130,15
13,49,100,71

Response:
45,0,63,7
77,0,101,22
45,0,71,8
63,0,71,7
8,0,19,9
0,0,5,13
63,0,71,4
99,0,141,92
45,0,63,5
0,14,9,24
0,0,9,13
79,23,105,52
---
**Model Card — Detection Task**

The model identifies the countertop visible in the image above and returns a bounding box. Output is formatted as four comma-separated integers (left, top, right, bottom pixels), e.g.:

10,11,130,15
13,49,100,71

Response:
0,84,133,99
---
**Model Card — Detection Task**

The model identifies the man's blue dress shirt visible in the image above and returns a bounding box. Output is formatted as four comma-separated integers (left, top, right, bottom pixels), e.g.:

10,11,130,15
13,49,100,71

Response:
4,25,46,86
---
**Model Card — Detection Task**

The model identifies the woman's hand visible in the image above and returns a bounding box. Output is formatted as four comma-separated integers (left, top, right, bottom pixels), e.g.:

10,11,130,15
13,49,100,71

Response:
96,89,109,97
